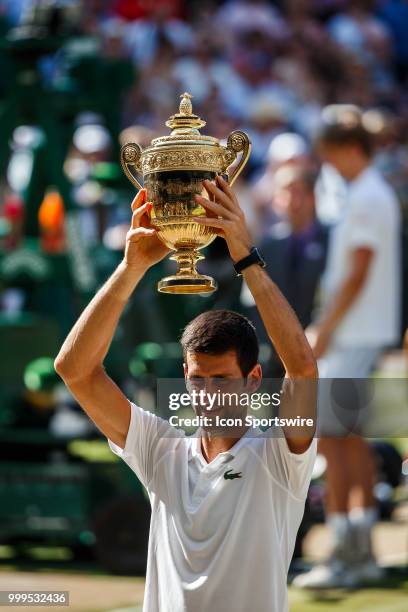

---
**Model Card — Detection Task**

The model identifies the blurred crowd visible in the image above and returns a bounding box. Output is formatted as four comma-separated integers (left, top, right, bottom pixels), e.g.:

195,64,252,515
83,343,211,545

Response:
0,1,407,581
0,0,407,336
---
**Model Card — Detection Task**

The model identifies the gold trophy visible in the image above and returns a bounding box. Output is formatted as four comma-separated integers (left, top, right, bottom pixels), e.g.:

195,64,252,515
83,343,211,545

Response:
120,93,251,294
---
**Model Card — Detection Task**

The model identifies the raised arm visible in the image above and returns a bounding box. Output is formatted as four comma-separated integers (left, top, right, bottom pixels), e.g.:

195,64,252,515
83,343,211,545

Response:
54,189,169,447
194,176,317,452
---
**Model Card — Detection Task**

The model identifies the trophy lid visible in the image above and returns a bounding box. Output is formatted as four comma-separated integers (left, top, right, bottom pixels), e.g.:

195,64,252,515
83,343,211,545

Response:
149,92,219,149
165,92,206,134
121,92,251,179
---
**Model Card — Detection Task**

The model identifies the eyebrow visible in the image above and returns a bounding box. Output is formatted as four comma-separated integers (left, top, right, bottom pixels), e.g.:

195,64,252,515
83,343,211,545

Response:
188,374,234,379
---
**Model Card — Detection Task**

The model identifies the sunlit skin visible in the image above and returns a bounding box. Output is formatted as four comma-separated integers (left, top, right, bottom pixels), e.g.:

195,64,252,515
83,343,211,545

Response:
183,350,262,462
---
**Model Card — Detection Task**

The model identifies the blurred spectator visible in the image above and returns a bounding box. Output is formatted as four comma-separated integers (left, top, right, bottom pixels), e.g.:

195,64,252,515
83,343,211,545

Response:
244,98,289,171
378,0,408,83
315,105,362,225
172,34,231,106
2,193,24,250
0,0,407,406
216,0,287,43
113,0,185,21
38,191,66,254
363,107,408,334
66,114,114,246
251,132,310,229
0,0,26,26
363,108,408,215
295,110,401,588
73,122,112,161
122,3,194,69
329,0,391,57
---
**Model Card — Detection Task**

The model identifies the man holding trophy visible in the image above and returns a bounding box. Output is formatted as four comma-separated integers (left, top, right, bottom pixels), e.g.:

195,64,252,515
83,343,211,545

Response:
55,95,317,612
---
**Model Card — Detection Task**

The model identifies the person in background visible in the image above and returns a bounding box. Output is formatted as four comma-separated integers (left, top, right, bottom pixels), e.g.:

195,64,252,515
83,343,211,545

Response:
244,99,288,174
314,105,362,226
327,0,395,97
362,107,408,336
378,0,408,83
295,113,401,588
242,165,328,375
251,132,310,229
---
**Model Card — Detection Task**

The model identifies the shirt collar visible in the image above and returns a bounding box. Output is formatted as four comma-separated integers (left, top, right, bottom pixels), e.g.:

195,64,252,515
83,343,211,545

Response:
187,426,259,463
347,165,374,189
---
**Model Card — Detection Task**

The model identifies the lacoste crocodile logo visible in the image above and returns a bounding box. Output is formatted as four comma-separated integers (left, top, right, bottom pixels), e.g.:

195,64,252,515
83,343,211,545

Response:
224,469,242,480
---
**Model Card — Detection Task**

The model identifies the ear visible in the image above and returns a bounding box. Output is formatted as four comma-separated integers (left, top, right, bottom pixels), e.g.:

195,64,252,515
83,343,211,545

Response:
245,363,262,392
183,362,188,378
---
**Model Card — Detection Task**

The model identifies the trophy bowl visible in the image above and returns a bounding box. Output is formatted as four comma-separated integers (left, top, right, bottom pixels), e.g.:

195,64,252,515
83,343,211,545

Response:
120,93,251,294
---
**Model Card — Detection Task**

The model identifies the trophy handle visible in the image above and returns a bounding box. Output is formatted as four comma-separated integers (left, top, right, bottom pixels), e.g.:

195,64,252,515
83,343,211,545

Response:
120,142,143,191
224,131,252,186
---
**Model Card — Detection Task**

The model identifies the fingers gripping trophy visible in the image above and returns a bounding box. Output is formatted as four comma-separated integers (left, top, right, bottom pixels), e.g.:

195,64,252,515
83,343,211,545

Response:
120,93,251,294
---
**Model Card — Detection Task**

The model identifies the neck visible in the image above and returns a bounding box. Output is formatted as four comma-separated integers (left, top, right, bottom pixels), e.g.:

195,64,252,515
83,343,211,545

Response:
200,427,247,463
345,158,370,181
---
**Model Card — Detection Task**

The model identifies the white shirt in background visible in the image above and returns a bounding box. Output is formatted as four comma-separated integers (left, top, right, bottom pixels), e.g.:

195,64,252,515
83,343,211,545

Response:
321,166,401,347
109,402,316,612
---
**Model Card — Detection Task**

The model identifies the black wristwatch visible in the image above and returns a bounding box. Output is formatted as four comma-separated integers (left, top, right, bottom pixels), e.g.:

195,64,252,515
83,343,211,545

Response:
233,247,266,276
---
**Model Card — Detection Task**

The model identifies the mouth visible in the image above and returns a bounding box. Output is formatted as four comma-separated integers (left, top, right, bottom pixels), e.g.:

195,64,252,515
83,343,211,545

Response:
199,405,223,415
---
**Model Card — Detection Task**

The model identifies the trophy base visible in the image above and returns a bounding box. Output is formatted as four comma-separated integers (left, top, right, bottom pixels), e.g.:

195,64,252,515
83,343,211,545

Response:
158,275,217,295
158,248,217,295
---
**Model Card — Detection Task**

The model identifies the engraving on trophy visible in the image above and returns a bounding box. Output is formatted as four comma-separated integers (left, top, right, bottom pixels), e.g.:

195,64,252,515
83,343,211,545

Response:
144,170,217,252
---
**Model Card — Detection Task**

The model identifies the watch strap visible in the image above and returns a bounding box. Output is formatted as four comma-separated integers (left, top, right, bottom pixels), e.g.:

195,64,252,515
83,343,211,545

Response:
233,247,266,276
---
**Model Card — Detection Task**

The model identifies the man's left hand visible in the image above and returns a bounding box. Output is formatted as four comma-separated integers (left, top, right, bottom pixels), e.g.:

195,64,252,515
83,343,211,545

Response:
193,175,252,262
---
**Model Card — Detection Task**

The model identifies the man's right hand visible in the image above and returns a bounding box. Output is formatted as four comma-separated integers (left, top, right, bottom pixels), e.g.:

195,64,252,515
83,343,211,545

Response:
124,189,170,270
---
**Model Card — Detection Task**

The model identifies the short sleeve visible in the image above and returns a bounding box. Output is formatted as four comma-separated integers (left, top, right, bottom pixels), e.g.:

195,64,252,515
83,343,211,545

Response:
347,197,382,251
264,434,317,500
108,401,178,488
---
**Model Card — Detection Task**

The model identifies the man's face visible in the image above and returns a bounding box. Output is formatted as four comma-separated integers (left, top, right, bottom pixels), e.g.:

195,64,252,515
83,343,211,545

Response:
183,351,261,422
275,178,315,231
318,142,354,179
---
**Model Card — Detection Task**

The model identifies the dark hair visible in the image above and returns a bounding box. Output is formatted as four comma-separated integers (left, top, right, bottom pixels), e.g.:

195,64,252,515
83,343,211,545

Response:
317,118,373,157
180,310,259,376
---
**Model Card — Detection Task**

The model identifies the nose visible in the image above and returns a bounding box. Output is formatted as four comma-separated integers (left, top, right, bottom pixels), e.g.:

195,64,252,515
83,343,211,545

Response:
187,378,220,410
204,378,220,394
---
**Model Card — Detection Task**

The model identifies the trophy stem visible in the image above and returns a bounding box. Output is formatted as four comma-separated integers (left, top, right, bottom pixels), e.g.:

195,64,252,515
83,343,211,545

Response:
158,248,217,295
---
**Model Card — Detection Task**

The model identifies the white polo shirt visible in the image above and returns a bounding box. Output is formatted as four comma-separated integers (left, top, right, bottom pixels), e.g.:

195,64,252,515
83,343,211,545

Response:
109,402,316,612
321,166,401,347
